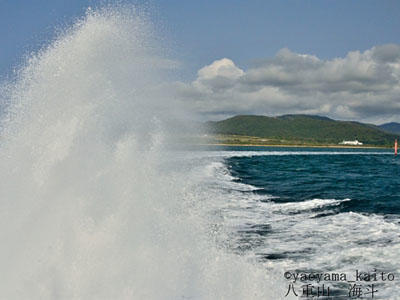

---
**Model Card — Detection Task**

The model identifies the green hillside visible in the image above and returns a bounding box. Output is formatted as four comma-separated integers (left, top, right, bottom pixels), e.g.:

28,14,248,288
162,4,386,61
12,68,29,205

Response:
379,122,400,135
206,115,398,146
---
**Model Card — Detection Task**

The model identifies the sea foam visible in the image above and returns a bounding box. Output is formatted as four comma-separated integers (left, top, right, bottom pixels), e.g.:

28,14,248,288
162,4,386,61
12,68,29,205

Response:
0,5,280,300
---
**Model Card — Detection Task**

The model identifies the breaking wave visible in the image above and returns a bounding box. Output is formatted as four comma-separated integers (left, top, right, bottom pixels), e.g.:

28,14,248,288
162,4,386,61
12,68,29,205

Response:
0,6,280,300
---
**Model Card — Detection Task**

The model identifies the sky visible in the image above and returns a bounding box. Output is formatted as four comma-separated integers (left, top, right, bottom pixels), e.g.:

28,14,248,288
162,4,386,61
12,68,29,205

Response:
1,0,400,123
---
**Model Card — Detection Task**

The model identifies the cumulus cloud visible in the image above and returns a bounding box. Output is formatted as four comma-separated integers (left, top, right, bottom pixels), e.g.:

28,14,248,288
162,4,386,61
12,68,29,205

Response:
176,44,400,123
194,58,244,92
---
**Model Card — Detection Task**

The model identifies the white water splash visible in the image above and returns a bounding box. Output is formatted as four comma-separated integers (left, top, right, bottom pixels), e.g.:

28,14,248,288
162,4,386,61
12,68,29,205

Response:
0,6,280,300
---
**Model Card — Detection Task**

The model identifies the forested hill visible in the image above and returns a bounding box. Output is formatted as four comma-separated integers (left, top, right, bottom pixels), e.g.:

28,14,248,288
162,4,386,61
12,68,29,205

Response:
206,115,398,146
379,122,400,135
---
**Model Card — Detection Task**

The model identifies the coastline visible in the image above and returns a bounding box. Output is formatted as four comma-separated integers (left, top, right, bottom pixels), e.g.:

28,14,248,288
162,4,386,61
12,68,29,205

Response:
196,143,391,149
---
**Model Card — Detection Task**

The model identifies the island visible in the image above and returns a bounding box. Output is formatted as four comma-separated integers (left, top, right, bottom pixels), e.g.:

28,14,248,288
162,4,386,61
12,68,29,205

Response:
193,115,400,148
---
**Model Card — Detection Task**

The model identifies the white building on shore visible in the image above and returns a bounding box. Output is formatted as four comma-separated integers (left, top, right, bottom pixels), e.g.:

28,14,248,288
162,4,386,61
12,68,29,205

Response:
339,140,363,145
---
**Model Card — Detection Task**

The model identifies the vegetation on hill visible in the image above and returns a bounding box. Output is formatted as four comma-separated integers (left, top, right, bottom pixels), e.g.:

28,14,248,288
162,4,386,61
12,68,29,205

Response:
379,122,400,135
205,115,398,147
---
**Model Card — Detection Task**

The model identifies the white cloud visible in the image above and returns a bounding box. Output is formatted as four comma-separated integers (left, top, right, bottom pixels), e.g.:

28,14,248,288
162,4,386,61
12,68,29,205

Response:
176,45,400,123
193,58,244,92
197,58,244,80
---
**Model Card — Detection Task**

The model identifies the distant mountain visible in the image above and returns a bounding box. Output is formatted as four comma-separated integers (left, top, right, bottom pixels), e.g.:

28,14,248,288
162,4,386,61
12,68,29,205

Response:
379,122,400,135
206,115,398,146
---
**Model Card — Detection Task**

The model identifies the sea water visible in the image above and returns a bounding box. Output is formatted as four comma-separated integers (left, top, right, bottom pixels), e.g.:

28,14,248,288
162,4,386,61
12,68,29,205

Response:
0,5,279,300
189,146,400,299
0,4,398,300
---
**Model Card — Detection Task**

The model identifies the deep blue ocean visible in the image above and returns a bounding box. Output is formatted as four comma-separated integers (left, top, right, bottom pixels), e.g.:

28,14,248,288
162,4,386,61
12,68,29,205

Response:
226,147,400,215
196,146,400,298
